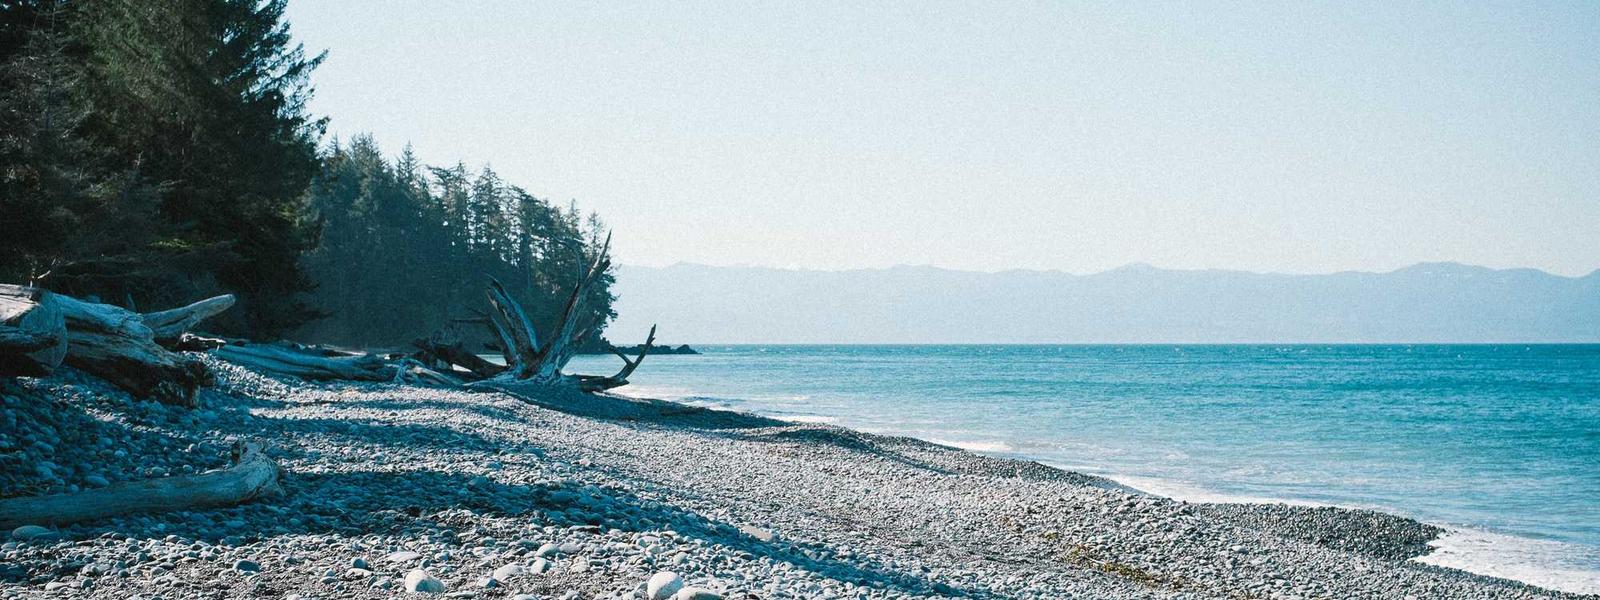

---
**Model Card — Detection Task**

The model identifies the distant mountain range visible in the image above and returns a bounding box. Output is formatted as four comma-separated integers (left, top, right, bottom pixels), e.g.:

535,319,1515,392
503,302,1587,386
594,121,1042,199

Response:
605,262,1600,343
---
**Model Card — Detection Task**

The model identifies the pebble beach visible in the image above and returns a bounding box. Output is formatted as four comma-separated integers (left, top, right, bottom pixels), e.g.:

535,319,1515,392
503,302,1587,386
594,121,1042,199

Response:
0,358,1590,600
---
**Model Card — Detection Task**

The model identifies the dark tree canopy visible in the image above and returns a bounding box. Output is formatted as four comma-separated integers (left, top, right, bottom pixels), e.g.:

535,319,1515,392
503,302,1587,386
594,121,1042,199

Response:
296,135,617,349
2,0,323,337
0,1,617,344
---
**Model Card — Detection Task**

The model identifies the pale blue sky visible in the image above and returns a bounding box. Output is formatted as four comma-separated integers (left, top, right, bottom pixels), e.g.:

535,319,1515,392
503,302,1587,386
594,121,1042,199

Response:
285,1,1599,276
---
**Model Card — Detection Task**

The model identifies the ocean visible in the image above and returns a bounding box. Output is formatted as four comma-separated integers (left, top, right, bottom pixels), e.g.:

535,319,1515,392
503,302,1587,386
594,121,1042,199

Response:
565,344,1600,592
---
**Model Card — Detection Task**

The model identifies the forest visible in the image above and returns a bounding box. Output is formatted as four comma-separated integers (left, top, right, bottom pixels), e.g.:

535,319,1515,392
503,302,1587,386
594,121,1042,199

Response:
0,0,616,348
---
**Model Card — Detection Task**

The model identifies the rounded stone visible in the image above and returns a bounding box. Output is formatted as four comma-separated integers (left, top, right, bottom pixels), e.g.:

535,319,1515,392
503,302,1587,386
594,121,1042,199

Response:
404,569,445,593
646,571,684,600
11,525,52,541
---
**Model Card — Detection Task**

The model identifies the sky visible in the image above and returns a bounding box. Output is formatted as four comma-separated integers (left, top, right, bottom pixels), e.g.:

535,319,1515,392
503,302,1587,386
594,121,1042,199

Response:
284,1,1600,277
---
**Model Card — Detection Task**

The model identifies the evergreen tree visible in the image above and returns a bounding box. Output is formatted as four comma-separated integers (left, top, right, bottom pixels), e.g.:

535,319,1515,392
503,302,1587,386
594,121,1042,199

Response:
295,137,617,348
0,0,327,335
1,2,618,345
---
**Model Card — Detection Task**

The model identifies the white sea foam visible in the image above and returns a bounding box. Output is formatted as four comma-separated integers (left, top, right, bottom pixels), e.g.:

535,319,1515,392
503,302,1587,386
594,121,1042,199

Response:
1113,474,1600,594
1416,527,1600,595
778,414,838,424
926,438,1016,454
1095,474,1333,508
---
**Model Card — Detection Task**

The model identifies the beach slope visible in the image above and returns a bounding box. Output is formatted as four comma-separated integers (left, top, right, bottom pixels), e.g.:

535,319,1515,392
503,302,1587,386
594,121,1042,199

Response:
0,361,1588,599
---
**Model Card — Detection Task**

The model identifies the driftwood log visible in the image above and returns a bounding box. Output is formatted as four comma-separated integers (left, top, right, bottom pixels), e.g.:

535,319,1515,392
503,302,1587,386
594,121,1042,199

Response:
0,441,282,529
0,285,232,406
213,342,459,386
411,332,506,380
143,295,235,347
214,343,396,381
0,285,66,376
54,293,225,408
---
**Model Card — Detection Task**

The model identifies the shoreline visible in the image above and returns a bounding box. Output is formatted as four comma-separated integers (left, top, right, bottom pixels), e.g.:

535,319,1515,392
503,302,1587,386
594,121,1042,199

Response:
2,363,1594,598
630,385,1600,598
625,389,1600,596
1106,472,1600,595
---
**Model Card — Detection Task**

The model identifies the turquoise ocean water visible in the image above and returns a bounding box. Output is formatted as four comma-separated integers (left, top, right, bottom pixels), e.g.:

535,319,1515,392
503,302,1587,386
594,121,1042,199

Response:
566,344,1600,592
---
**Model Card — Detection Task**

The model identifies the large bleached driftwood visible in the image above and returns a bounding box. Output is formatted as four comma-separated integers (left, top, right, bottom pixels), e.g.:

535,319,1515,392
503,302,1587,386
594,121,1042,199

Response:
0,441,282,529
1,286,230,406
53,293,227,408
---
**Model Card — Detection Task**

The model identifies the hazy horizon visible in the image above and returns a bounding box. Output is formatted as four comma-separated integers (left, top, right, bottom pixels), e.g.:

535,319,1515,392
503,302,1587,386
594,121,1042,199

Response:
605,261,1600,344
620,259,1600,279
287,2,1600,278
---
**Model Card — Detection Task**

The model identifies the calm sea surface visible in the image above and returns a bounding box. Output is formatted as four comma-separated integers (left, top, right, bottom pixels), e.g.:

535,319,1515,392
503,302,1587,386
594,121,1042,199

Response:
565,345,1600,590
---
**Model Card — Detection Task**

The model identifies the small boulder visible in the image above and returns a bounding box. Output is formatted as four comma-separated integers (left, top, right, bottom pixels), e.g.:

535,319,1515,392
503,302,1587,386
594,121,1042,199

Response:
232,559,261,573
646,571,684,600
491,564,524,580
10,525,52,541
404,569,446,593
387,550,423,563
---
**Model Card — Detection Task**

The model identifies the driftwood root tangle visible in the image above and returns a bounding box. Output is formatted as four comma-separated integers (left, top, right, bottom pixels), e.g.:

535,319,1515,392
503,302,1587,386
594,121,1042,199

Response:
0,441,282,529
475,232,658,392
578,324,656,392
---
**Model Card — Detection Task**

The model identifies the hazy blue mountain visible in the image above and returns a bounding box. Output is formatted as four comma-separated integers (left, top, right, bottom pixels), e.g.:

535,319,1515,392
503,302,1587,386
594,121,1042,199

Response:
605,262,1600,343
